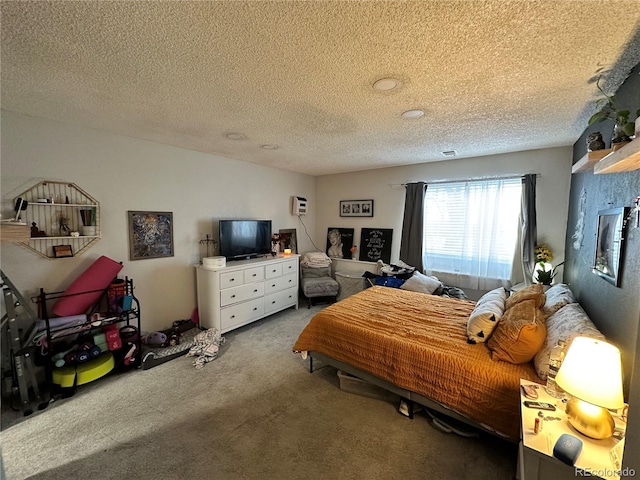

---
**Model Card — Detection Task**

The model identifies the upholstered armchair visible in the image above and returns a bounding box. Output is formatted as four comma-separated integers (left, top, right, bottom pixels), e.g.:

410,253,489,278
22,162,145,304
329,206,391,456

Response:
300,266,339,308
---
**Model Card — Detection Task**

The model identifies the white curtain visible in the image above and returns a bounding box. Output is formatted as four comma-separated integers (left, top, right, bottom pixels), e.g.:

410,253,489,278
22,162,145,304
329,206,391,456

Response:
422,178,522,290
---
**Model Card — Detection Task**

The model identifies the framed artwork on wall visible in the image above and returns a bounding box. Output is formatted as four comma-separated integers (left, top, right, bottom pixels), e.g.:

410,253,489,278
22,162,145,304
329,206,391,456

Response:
128,211,174,260
592,207,628,286
359,228,393,264
339,199,374,217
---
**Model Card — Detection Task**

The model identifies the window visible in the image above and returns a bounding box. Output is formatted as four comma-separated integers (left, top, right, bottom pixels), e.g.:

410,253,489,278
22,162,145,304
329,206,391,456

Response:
422,178,522,289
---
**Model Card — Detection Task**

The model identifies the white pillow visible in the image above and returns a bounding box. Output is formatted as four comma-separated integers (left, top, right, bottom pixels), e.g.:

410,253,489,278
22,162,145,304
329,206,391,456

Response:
534,303,605,380
542,283,576,316
400,271,441,295
466,287,508,344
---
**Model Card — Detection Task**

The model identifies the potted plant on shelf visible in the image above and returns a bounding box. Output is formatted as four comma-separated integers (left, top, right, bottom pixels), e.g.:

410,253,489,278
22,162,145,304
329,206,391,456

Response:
589,78,639,150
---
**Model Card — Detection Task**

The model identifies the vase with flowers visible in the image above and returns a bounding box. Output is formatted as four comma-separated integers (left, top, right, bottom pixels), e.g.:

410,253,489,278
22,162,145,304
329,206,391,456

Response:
533,244,564,285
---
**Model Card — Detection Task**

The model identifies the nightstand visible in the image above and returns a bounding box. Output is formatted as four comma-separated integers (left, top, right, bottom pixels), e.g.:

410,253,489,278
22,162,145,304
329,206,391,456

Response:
517,379,626,480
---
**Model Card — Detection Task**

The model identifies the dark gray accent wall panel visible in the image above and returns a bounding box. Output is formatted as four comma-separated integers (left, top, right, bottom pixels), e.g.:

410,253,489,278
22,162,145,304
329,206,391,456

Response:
566,63,640,391
567,61,640,476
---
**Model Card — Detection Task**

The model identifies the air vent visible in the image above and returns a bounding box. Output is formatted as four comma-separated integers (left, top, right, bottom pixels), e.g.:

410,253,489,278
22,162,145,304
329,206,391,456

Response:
441,150,457,157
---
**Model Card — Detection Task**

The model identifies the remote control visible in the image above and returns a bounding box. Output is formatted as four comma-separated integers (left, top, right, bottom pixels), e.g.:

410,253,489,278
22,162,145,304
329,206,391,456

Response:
523,400,556,411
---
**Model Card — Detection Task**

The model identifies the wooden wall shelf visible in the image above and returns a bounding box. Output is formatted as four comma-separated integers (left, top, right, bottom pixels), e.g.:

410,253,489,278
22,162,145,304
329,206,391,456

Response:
15,180,100,258
594,137,640,174
572,148,612,173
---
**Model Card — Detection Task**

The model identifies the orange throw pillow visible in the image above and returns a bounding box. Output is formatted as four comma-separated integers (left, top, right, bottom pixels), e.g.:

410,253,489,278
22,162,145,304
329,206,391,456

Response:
488,299,547,364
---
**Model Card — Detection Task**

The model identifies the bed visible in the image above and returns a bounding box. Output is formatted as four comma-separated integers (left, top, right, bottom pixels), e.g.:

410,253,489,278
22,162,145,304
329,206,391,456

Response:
293,285,541,440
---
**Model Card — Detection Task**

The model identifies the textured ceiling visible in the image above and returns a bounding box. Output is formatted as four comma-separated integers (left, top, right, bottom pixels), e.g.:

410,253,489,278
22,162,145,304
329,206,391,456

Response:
2,1,640,176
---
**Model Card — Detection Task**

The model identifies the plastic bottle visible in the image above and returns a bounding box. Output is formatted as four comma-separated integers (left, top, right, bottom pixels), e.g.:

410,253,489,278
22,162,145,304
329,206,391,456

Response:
545,339,567,398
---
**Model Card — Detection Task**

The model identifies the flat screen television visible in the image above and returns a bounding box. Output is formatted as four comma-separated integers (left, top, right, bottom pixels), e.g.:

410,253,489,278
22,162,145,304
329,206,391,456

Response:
219,219,272,260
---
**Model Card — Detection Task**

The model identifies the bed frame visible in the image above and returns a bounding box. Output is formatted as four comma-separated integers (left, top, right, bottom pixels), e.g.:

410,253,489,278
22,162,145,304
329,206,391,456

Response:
307,351,513,441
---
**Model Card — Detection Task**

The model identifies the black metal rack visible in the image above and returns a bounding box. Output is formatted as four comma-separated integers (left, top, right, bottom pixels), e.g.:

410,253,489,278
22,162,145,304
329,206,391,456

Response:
33,277,141,401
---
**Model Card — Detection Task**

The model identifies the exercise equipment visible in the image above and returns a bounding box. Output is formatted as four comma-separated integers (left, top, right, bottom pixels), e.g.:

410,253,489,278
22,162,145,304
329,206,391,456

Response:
51,256,123,316
52,352,115,388
1,270,48,415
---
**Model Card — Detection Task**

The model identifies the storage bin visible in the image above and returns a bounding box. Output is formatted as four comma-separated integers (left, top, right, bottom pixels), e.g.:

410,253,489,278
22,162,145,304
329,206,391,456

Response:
337,370,400,403
335,271,366,301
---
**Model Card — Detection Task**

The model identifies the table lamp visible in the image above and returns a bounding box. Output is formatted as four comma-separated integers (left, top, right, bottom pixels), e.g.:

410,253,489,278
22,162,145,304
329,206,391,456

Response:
555,336,624,439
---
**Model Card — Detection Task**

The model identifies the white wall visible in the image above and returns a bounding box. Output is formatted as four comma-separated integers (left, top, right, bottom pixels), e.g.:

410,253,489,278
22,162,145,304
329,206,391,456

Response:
316,148,573,291
1,111,316,331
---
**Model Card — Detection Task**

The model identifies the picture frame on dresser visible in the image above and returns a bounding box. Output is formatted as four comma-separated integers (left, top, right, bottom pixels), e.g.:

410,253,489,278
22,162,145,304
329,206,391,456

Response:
592,207,629,287
278,228,297,254
127,211,174,260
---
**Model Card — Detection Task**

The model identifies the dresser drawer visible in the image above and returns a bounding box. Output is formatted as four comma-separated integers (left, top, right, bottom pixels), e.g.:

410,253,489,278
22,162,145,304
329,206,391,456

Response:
244,266,264,283
281,259,298,276
265,263,283,279
221,298,264,331
220,270,244,289
220,282,264,307
265,273,297,294
264,287,298,315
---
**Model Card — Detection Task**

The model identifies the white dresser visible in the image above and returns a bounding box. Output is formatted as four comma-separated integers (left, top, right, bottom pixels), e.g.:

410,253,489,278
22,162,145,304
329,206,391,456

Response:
196,254,300,333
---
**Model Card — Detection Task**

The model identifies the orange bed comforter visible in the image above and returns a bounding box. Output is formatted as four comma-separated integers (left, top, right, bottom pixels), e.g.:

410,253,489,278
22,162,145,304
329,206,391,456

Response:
293,286,539,439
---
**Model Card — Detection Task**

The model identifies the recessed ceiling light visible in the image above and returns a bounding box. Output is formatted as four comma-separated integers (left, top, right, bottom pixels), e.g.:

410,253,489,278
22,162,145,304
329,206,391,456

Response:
226,132,246,140
373,78,401,92
261,144,279,150
442,150,457,157
401,109,424,119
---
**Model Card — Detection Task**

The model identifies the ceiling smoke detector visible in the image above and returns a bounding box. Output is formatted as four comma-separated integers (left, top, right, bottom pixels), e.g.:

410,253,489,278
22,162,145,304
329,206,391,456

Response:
373,78,401,92
225,132,246,140
441,150,457,157
401,109,424,119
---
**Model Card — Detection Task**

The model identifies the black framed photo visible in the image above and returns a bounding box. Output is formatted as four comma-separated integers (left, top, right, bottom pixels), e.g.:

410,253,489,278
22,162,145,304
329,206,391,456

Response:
340,199,374,217
128,211,174,260
592,207,628,286
53,244,74,258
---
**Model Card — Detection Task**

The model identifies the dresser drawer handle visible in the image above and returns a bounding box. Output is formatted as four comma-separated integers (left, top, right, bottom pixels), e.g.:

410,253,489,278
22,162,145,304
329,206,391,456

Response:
253,307,258,311
230,278,235,282
230,315,235,319
252,273,257,277
272,284,276,288
288,279,292,283
231,294,236,298
253,289,258,293
272,300,276,304
272,269,276,273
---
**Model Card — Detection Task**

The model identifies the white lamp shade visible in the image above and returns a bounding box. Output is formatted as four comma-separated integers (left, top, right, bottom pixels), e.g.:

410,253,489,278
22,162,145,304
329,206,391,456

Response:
555,337,624,410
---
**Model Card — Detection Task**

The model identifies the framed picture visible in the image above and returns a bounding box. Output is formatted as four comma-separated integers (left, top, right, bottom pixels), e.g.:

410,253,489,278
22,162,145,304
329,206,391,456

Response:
278,228,298,254
53,244,74,258
326,227,354,259
339,199,374,217
592,207,628,286
128,211,174,260
359,228,393,264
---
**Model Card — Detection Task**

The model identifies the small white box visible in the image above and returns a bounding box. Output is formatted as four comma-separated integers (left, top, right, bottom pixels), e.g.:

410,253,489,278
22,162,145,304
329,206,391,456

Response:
202,256,226,270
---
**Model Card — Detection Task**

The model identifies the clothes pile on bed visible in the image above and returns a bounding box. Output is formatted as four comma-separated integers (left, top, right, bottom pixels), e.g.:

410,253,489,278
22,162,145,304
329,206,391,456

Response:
362,260,468,299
